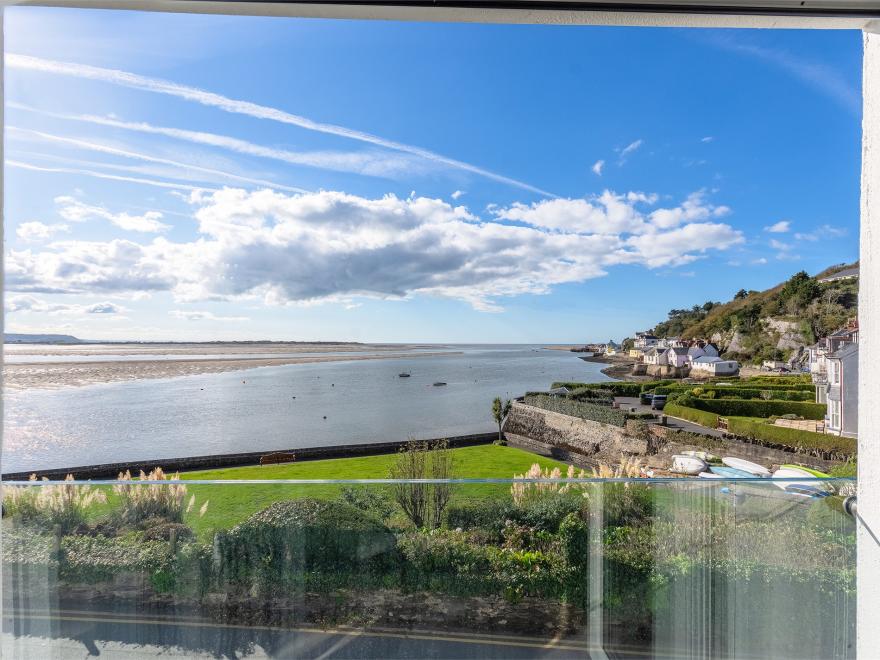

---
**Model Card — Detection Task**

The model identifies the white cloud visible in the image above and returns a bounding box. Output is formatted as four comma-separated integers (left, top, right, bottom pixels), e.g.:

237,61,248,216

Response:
170,310,249,322
451,190,465,200
7,54,552,196
55,196,170,233
16,221,69,242
751,257,768,265
7,187,743,312
617,139,643,165
5,294,126,315
764,220,791,233
7,159,208,192
591,160,605,176
794,224,848,241
701,136,714,143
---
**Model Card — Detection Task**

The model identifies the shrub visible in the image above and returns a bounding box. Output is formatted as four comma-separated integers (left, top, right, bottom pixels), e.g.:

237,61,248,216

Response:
60,534,169,583
683,397,826,420
552,381,647,397
829,458,857,478
2,475,107,534
216,499,398,588
141,521,195,543
389,439,454,529
726,417,856,460
524,394,627,427
692,387,813,402
663,402,720,429
443,499,515,534
340,486,396,521
566,387,615,405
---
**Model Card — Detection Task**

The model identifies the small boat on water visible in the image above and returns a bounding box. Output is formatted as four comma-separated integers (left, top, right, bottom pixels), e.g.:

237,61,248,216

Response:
433,382,447,387
671,455,708,475
721,457,771,477
399,373,411,378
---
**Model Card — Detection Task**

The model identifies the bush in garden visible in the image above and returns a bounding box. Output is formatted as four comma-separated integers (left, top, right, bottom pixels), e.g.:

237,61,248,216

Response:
339,486,395,521
216,498,398,589
141,521,195,543
389,439,453,529
2,474,107,534
524,394,627,427
113,468,207,527
60,534,169,584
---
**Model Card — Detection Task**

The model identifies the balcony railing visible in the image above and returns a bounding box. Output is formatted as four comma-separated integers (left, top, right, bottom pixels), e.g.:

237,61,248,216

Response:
1,476,856,658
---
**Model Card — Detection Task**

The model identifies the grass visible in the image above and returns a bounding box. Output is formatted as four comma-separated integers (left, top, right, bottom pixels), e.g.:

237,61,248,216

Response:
178,444,571,538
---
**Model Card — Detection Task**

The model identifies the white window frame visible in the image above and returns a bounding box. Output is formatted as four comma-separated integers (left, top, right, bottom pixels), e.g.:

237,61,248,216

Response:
831,398,842,430
1,2,879,656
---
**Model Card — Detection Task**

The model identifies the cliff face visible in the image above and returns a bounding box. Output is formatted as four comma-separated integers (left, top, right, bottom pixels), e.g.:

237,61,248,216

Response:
653,264,858,364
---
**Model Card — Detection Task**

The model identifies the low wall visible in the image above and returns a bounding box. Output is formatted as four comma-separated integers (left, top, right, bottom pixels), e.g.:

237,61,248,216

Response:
502,402,648,464
1,432,497,481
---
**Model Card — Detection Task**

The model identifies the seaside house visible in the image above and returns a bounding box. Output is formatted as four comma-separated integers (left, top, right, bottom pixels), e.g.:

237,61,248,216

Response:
634,332,659,350
824,342,859,438
691,356,740,376
666,347,690,368
818,266,859,284
643,347,668,366
809,320,859,404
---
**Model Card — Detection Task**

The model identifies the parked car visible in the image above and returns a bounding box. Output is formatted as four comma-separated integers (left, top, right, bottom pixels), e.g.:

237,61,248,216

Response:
639,392,654,405
651,394,668,410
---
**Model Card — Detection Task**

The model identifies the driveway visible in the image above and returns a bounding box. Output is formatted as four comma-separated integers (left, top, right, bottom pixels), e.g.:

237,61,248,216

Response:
615,397,725,439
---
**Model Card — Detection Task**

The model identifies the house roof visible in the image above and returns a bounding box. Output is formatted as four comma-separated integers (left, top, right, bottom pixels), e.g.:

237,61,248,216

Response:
693,356,723,363
644,347,658,356
818,267,859,282
669,347,689,355
687,346,704,356
830,342,859,360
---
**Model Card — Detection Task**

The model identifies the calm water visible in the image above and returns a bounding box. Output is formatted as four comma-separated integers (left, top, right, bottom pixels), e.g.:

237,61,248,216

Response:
3,345,609,473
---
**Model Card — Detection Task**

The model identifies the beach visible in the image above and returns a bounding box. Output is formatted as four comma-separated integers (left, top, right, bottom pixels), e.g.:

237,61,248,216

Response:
2,343,459,390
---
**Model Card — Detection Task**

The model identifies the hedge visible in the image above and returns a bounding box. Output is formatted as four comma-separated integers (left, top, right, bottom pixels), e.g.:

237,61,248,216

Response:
523,394,627,427
726,417,856,460
663,403,720,429
551,381,648,397
684,397,826,420
691,387,814,402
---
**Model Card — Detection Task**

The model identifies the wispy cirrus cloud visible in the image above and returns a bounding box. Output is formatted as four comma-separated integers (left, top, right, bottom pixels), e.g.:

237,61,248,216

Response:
170,310,249,322
7,53,553,197
764,220,791,233
6,159,208,192
9,103,429,180
704,36,859,115
8,126,308,193
616,139,643,165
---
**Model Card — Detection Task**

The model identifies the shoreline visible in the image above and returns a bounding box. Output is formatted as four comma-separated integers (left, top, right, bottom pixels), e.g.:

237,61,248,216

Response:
576,354,646,381
3,350,462,391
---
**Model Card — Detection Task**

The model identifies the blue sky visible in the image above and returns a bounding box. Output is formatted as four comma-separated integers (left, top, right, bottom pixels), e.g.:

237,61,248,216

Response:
3,8,862,343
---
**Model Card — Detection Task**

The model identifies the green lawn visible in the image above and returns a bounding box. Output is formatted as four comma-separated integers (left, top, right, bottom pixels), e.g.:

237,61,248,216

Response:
178,444,570,537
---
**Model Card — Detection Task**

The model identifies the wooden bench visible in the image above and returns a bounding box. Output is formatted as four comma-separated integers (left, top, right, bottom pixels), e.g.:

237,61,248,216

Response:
260,452,296,466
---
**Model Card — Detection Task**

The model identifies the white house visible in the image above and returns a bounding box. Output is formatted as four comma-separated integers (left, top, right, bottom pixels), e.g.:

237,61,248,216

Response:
666,347,690,368
691,356,740,376
643,347,668,366
634,332,659,350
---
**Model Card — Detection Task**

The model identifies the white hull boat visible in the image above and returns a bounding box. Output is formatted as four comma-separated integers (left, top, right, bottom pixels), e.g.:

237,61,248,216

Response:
772,466,834,494
722,457,771,477
672,455,708,475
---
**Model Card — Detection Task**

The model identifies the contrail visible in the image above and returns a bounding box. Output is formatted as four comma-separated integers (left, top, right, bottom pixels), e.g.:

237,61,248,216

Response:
8,126,309,194
7,53,554,197
6,160,211,192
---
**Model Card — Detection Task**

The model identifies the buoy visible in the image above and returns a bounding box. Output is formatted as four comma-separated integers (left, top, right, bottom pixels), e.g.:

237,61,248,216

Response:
323,415,327,419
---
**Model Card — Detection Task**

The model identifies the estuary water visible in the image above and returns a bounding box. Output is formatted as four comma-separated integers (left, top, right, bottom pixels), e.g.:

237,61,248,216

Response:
2,345,609,473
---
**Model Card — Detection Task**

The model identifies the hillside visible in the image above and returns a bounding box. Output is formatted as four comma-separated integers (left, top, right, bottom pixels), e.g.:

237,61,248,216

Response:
3,333,82,344
648,262,858,365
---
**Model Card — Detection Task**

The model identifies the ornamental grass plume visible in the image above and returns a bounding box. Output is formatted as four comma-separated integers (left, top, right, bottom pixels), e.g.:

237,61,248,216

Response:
113,467,207,526
3,474,107,534
511,463,587,505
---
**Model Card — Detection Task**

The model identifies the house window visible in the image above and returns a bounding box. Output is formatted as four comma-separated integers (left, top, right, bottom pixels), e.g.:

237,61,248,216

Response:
831,361,841,385
830,399,841,430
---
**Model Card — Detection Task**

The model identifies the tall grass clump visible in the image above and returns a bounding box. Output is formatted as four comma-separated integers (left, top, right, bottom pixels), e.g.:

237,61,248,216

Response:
3,474,107,534
113,467,207,526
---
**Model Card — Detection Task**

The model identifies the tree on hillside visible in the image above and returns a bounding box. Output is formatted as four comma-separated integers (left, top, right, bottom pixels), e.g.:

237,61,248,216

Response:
492,397,512,445
779,271,820,314
734,289,748,300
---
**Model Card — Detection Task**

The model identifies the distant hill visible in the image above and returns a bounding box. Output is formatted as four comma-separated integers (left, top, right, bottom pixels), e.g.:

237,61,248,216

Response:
648,262,858,365
4,333,82,344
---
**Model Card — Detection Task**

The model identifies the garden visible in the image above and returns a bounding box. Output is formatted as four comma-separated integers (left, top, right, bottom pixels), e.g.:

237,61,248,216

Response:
1,441,857,657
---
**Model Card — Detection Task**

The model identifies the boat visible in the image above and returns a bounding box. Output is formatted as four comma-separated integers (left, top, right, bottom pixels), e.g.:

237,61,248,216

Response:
721,457,771,477
772,466,834,493
784,484,832,498
699,471,725,479
671,455,708,475
433,382,447,387
398,373,411,378
709,465,756,479
683,450,719,462
780,464,831,478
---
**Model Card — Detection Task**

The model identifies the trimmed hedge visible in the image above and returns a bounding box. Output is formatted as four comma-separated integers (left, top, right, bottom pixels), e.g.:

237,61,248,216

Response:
726,417,856,460
551,381,648,397
524,394,627,427
683,397,826,420
663,403,720,429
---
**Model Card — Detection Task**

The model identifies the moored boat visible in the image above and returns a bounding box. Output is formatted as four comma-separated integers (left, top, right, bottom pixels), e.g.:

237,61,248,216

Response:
671,454,708,475
722,457,771,477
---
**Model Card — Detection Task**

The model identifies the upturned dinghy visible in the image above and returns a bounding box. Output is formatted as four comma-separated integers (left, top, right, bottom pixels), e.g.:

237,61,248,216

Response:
683,450,718,462
721,457,771,477
709,465,756,479
772,466,834,494
671,455,708,475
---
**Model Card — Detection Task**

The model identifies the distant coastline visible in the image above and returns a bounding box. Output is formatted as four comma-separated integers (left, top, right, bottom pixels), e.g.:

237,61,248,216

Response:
3,343,461,391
